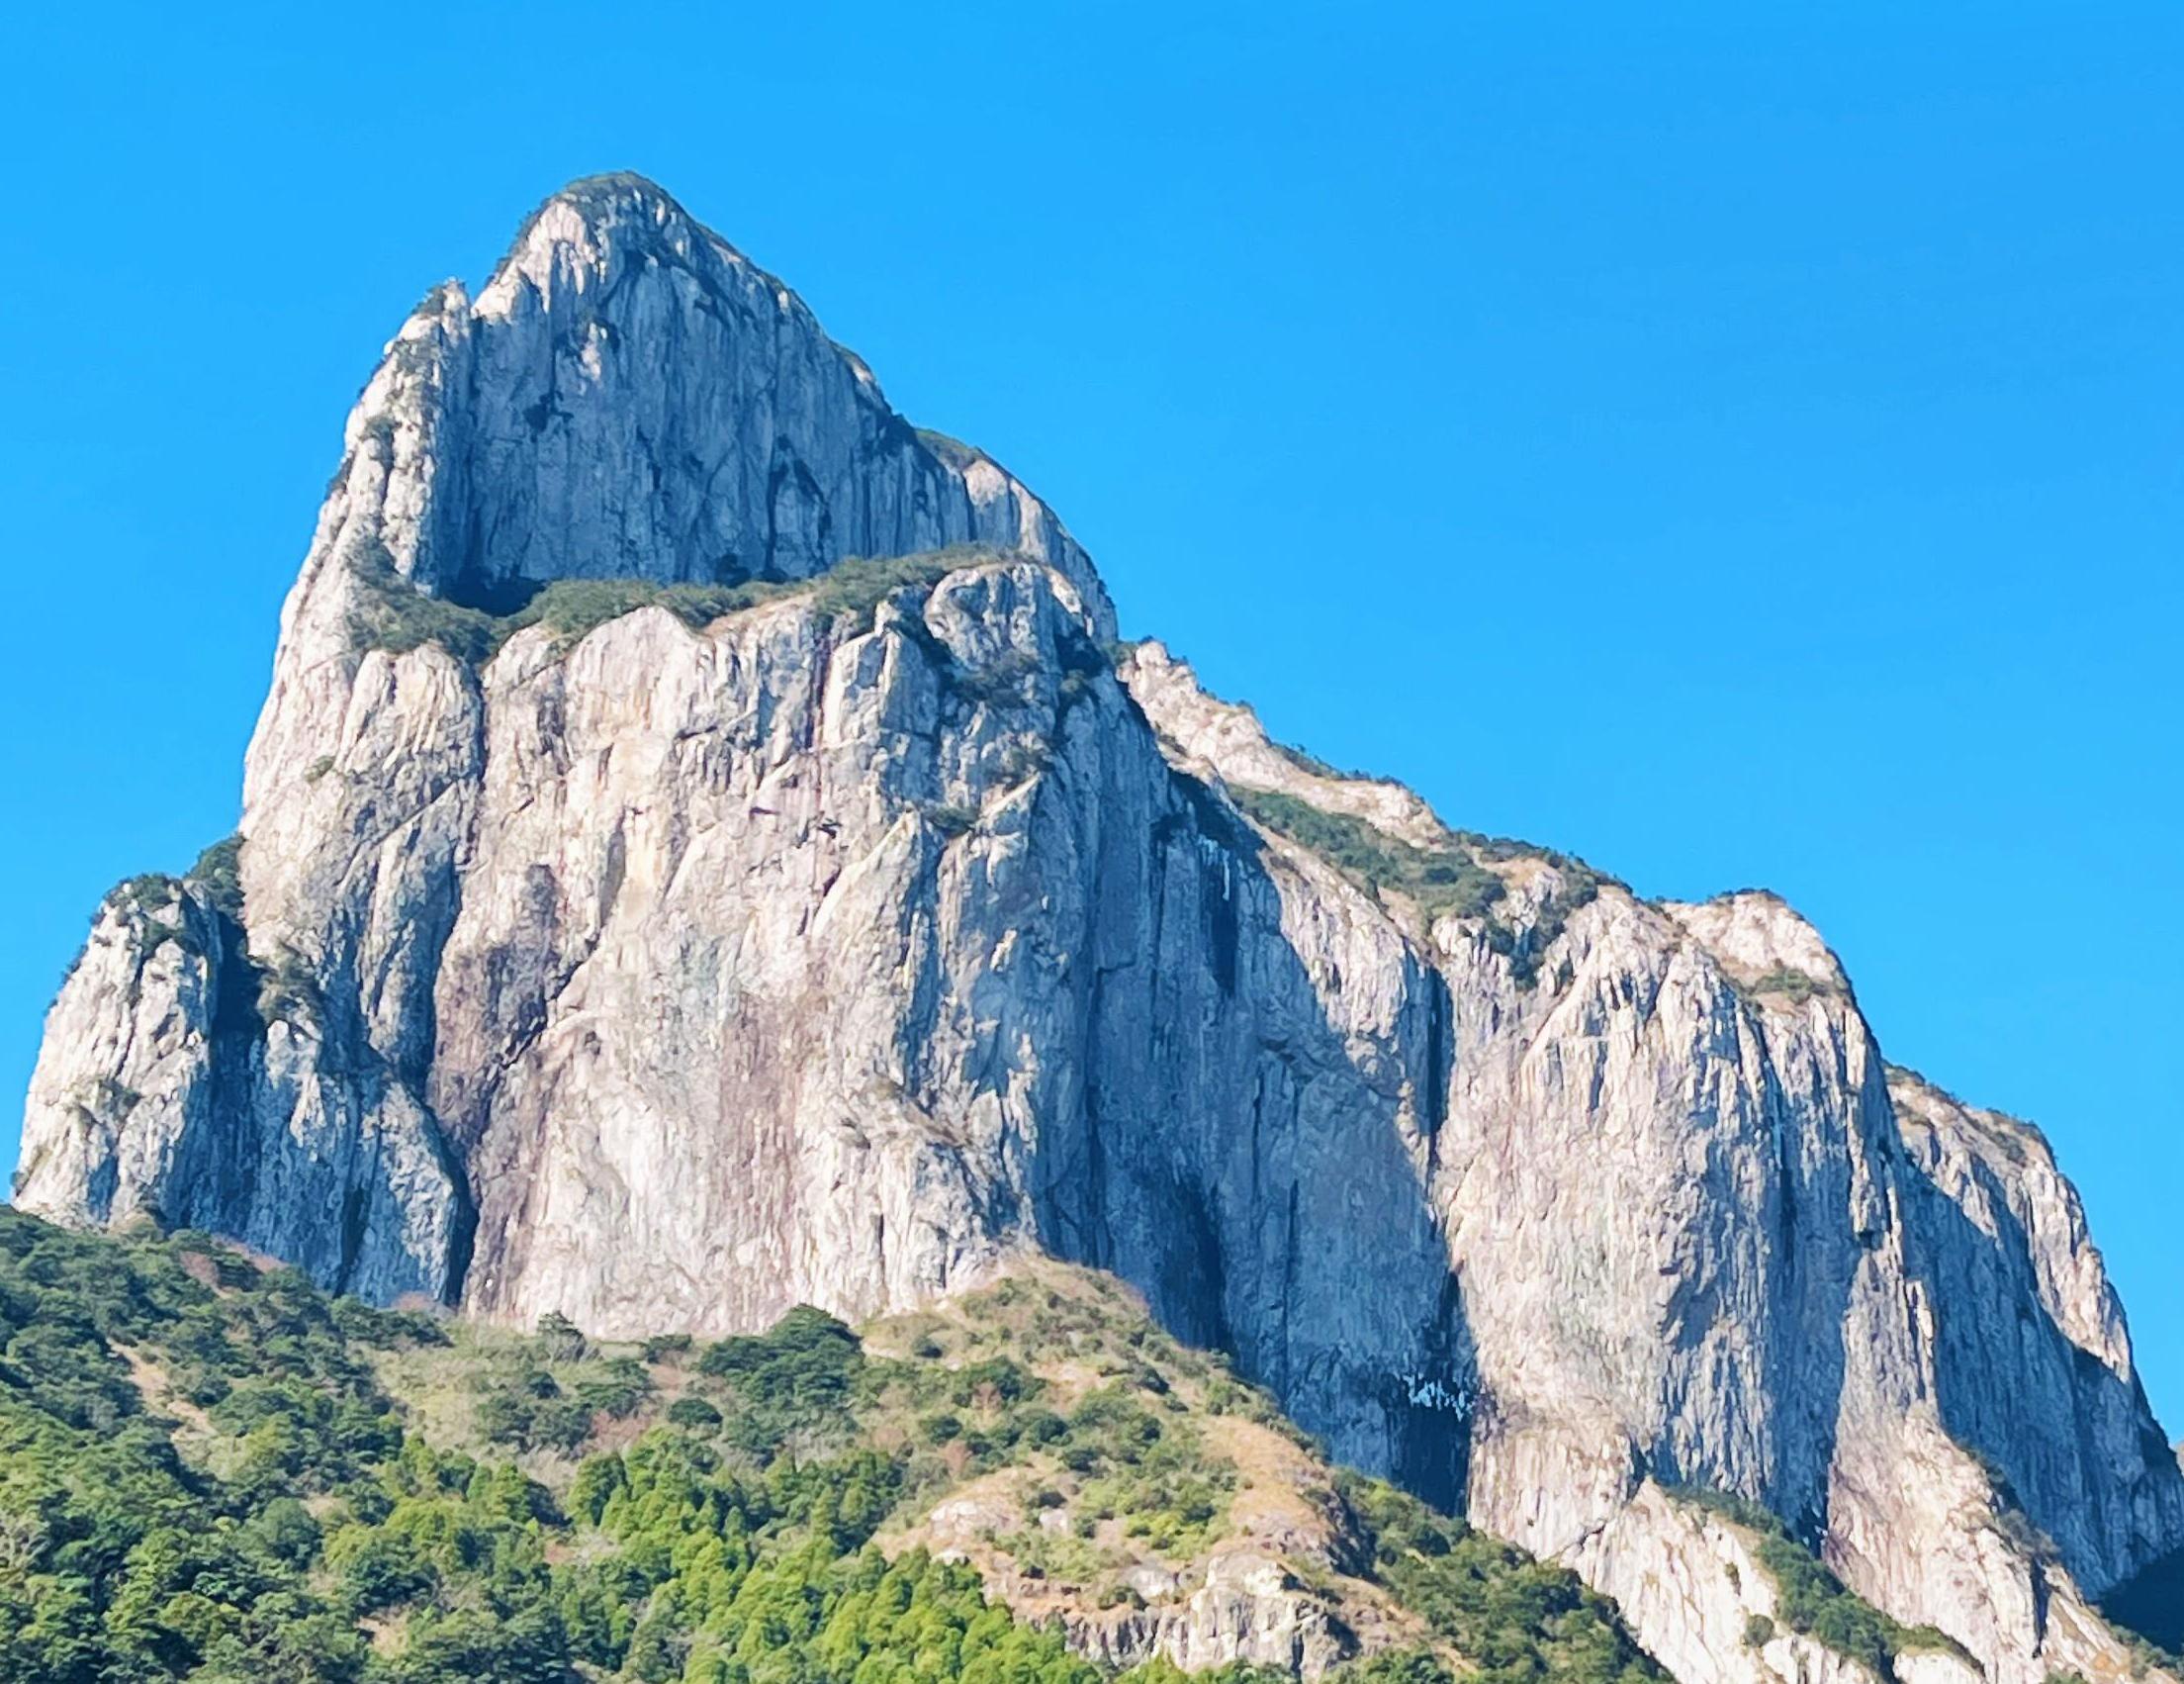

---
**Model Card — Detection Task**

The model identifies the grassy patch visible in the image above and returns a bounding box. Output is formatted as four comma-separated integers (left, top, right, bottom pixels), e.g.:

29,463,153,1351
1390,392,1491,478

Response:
253,946,321,1025
186,835,243,920
1745,967,1838,1004
1228,787,1610,984
1269,739,1370,783
1229,788,1505,922
107,873,194,964
914,427,985,469
348,546,1015,665
1667,1486,1971,1678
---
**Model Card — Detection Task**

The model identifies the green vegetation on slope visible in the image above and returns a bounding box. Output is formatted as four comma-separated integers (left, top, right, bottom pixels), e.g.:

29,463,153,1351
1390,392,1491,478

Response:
1664,1488,1969,1681
1228,788,1606,984
1741,968,1841,1006
184,837,244,920
347,548,1007,665
0,1210,1663,1684
1227,790,1506,924
1336,1477,1656,1684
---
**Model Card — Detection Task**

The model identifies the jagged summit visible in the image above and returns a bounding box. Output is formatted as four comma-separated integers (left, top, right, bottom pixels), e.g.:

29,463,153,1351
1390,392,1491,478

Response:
520,168,698,232
483,170,796,328
502,170,700,249
500,172,800,296
295,170,1107,622
16,178,2184,1684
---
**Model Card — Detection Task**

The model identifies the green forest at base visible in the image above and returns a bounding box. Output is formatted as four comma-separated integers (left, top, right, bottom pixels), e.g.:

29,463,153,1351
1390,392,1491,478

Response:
0,1210,1663,1684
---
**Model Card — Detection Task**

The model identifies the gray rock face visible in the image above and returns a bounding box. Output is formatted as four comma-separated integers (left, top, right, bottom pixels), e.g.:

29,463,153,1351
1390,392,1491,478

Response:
1050,1549,1355,1680
19,875,467,1300
921,1482,1358,1681
16,176,2181,1684
314,172,1104,614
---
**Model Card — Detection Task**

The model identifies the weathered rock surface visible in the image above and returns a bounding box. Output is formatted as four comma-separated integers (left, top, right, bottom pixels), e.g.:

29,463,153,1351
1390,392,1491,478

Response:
921,1482,1356,1681
16,175,2181,1684
1053,1550,1356,1680
1567,1482,1984,1684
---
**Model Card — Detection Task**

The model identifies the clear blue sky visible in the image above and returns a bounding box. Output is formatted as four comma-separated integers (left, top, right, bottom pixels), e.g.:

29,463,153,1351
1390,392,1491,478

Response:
5,5,2178,1423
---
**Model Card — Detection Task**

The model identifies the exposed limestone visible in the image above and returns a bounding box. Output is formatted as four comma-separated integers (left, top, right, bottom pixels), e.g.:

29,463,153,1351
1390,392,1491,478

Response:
16,174,2180,1684
1054,1550,1358,1680
917,1481,1360,1681
1565,1482,1984,1684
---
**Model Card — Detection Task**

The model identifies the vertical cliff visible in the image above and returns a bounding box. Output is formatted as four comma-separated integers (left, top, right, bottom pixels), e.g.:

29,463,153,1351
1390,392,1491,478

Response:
16,175,2180,1684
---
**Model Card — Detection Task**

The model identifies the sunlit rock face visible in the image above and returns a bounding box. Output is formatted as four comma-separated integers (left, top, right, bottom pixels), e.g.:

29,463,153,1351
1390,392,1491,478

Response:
301,171,1104,613
17,174,2181,1684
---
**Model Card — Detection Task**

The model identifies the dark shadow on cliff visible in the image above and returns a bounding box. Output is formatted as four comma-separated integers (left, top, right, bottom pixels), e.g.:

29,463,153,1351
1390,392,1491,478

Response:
2101,1543,2184,1650
1895,1115,2184,1596
1025,729,1477,1514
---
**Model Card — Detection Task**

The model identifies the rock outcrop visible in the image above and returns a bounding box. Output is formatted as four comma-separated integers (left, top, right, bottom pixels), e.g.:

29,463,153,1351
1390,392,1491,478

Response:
1567,1483,1982,1684
919,1484,1359,1681
16,174,2180,1684
1047,1551,1356,1681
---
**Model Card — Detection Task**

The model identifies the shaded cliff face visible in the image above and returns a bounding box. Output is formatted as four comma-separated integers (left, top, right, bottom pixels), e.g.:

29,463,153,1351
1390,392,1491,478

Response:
15,176,2182,1684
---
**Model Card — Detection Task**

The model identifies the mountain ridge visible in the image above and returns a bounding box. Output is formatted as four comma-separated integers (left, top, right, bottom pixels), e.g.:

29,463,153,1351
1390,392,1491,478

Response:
13,175,2181,1684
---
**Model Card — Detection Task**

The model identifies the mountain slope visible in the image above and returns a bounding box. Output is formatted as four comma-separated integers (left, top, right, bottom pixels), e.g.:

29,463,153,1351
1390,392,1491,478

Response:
14,175,2182,1684
0,1207,1667,1684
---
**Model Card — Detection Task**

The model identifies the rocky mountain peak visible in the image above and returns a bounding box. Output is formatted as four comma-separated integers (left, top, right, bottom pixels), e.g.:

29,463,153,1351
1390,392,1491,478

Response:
288,169,1108,626
512,168,705,245
17,178,2184,1684
477,171,787,329
1662,889,1851,997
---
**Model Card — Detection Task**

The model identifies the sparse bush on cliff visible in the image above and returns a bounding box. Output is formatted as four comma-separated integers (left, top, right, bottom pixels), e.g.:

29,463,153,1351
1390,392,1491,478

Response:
1667,1485,1970,1678
347,545,1018,663
1229,786,1505,921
